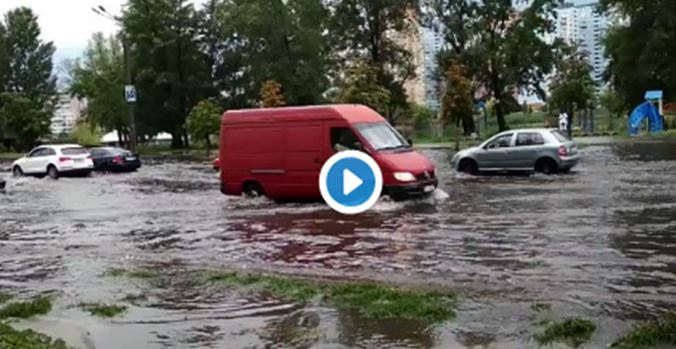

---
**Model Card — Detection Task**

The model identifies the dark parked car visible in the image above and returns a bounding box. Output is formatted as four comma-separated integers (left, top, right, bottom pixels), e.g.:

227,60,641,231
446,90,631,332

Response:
89,147,141,172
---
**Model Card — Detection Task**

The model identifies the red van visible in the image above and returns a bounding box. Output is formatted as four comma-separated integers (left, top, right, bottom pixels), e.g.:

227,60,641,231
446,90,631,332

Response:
219,105,438,201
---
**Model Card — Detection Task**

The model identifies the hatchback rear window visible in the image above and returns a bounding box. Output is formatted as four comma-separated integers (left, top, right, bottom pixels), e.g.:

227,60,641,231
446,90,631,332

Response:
551,130,569,142
61,147,88,155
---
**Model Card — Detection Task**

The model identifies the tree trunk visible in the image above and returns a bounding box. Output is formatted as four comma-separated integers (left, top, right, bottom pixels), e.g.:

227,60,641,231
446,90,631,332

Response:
455,119,461,152
496,102,507,131
171,130,183,149
205,135,211,158
462,115,475,136
567,109,575,138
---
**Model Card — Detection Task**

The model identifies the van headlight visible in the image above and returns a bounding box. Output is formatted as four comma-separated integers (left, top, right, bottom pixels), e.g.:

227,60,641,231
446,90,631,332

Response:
394,172,416,182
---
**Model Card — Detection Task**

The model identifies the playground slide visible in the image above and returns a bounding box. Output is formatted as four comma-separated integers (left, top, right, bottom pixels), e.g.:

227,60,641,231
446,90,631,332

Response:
628,101,664,136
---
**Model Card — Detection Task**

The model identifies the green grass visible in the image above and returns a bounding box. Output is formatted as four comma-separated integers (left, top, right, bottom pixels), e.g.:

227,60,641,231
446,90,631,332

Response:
0,323,73,349
121,293,147,303
0,293,12,304
0,297,52,319
534,318,596,347
103,267,157,279
78,302,127,318
203,271,457,323
611,316,676,349
0,152,23,161
531,302,552,312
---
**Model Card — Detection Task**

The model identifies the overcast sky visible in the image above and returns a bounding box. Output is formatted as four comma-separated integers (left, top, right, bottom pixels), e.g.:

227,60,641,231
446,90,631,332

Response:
2,0,598,64
0,0,206,64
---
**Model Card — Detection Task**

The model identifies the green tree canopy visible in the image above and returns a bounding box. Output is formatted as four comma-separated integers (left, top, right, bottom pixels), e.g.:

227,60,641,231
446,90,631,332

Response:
70,33,127,144
0,7,56,149
330,0,419,124
336,60,392,116
600,0,676,107
123,0,211,148
435,0,561,131
186,98,222,156
549,49,597,135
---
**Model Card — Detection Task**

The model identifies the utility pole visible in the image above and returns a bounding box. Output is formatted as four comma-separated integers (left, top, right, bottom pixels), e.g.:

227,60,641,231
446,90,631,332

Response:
93,5,138,152
122,39,138,152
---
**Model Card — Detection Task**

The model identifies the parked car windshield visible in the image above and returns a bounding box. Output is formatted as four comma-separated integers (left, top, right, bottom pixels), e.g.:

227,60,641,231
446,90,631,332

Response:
62,147,88,155
354,122,410,151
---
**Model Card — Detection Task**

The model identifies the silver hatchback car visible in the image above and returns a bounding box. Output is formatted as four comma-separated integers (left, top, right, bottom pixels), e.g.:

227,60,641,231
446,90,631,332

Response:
451,129,580,175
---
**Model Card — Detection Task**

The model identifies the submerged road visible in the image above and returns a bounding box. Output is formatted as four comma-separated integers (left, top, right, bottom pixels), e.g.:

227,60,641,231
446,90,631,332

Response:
1,140,675,348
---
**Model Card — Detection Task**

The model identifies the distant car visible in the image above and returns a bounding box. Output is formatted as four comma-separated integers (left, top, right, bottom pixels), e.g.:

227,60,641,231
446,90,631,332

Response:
451,129,580,175
212,157,220,171
12,144,94,179
89,147,141,172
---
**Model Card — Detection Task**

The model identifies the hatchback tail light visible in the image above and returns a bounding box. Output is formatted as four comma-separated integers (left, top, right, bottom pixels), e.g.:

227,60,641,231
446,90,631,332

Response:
59,157,72,162
112,155,124,164
558,145,568,158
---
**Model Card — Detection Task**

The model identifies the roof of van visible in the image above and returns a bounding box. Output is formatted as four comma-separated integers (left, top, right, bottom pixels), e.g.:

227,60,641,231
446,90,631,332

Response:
222,104,385,124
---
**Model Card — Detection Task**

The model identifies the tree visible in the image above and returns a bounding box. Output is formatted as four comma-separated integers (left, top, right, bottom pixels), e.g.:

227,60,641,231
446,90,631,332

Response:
599,89,626,130
70,33,127,144
186,99,221,157
435,0,560,132
549,50,597,136
123,0,211,148
600,0,676,108
217,0,332,106
441,60,473,151
330,0,419,124
70,121,102,146
0,7,56,149
260,80,286,108
336,60,391,115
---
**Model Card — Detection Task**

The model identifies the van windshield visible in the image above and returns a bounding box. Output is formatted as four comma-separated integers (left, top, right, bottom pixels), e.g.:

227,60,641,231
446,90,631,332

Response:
355,122,410,151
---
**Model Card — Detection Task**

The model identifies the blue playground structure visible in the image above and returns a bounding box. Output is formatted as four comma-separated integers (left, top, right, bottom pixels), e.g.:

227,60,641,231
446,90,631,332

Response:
628,91,664,136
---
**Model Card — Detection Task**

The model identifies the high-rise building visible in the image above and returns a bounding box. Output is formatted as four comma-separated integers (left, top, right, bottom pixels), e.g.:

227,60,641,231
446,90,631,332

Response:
50,94,86,137
555,2,609,83
421,26,444,110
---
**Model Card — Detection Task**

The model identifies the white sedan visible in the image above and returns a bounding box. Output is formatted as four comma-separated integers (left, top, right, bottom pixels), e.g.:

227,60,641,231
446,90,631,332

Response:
12,144,94,179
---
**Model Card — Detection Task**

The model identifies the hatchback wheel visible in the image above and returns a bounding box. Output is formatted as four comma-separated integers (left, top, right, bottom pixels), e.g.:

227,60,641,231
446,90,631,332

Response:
459,159,478,175
47,165,59,179
536,158,557,175
12,166,23,177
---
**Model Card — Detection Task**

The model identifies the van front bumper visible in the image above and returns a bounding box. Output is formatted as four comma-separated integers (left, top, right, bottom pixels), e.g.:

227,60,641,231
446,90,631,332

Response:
384,179,438,201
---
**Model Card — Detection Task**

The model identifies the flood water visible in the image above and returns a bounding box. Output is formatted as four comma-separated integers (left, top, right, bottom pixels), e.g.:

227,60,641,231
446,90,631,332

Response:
1,141,675,349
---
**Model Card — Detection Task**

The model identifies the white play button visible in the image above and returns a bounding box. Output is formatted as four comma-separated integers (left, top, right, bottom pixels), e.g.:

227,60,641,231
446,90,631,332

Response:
343,169,363,196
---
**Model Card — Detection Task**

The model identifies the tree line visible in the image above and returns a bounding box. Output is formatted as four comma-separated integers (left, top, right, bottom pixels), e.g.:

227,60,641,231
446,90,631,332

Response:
0,0,672,151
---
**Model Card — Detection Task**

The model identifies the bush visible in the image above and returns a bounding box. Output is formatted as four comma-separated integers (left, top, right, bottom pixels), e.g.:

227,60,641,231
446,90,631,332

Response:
69,122,102,146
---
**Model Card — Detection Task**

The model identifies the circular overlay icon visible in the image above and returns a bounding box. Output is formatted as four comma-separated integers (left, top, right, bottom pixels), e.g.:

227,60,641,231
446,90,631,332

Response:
319,150,383,215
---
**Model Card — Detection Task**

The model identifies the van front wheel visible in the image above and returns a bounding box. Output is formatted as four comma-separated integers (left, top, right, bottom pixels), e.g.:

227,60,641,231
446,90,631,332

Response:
243,182,265,198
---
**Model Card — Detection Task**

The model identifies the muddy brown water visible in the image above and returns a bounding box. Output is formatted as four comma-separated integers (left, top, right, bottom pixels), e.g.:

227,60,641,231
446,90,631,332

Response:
1,141,675,349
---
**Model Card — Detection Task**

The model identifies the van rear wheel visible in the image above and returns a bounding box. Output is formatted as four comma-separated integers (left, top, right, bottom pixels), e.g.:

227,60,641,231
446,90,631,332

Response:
243,182,264,198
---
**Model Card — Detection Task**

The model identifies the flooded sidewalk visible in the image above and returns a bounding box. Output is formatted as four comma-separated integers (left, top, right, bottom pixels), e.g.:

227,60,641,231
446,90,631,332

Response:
1,141,675,348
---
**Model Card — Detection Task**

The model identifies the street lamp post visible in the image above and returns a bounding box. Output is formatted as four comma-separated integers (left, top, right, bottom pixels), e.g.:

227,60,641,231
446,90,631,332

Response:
93,6,138,152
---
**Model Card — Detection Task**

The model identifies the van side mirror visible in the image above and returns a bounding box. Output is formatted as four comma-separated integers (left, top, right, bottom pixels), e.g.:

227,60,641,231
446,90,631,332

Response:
407,138,413,146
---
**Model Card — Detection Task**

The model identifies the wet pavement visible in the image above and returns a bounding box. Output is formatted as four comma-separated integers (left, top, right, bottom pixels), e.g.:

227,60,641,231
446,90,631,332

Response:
1,141,676,348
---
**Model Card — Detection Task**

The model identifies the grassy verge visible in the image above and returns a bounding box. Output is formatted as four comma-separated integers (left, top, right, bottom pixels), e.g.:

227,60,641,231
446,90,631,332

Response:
0,297,52,319
611,316,676,349
202,271,457,323
0,152,23,161
103,267,157,279
0,323,73,349
534,318,596,347
78,302,127,318
0,293,13,304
